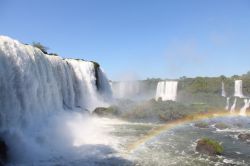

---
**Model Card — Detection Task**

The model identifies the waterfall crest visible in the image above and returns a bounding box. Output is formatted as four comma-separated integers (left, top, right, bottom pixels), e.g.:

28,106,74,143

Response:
155,81,178,101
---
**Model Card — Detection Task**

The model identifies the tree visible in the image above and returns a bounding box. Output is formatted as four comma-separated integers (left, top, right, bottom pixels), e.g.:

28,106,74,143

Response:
32,42,48,54
231,75,240,80
220,75,226,81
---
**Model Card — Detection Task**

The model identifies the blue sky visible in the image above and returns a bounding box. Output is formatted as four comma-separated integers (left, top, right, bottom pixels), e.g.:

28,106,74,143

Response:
1,0,250,80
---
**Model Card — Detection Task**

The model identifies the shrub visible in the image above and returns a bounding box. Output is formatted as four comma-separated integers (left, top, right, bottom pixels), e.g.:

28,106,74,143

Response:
196,138,223,155
195,122,209,128
32,42,48,54
48,53,59,56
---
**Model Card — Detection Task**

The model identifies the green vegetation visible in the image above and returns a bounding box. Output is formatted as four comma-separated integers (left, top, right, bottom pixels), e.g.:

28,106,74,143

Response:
90,61,100,69
32,42,48,54
194,122,209,128
177,76,235,96
93,106,119,117
140,72,250,108
48,53,59,56
197,138,224,155
100,99,214,123
215,123,229,130
75,58,85,61
32,42,60,57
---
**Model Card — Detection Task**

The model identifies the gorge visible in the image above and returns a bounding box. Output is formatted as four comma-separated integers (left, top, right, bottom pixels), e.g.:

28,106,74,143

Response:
1,36,250,166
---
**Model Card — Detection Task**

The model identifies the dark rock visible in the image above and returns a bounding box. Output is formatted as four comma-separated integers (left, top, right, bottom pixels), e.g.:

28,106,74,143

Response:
194,122,209,128
214,123,229,130
238,133,250,142
234,123,243,128
0,138,8,165
196,138,223,156
92,107,119,117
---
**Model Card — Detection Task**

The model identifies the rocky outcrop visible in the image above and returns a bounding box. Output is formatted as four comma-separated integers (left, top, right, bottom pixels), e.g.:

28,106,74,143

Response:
93,107,119,117
194,122,209,128
196,138,223,156
214,123,229,130
238,133,250,142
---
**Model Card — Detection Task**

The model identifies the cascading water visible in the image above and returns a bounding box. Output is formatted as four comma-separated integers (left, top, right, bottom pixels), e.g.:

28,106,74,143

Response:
221,82,226,97
230,98,237,113
234,80,244,98
0,36,113,164
239,99,250,116
155,81,178,101
225,97,230,110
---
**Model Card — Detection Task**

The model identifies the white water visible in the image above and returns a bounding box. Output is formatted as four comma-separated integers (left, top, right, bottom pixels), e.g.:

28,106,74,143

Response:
221,82,226,97
225,97,230,110
0,36,113,164
230,98,237,113
234,80,244,98
239,99,250,116
111,81,140,99
155,81,178,101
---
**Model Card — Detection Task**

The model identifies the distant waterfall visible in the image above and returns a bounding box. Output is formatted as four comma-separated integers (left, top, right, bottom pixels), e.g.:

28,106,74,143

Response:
239,99,250,116
225,97,230,110
155,81,178,101
234,80,244,98
230,98,237,113
111,81,140,99
221,82,226,97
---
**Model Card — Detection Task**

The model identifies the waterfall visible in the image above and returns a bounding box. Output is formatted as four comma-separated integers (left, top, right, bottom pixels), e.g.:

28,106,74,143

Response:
225,97,230,110
0,36,112,121
239,99,250,116
0,36,113,163
155,81,178,101
234,80,244,98
111,81,140,99
221,82,226,97
230,98,237,113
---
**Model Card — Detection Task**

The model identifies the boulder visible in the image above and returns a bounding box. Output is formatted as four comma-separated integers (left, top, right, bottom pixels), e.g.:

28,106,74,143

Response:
196,138,223,156
92,106,119,117
233,123,243,128
214,123,229,130
0,138,7,165
194,122,209,128
238,133,250,142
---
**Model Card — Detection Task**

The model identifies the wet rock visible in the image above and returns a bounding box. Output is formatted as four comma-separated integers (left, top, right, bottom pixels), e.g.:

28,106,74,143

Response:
0,138,8,165
92,106,119,117
196,138,223,156
214,123,229,130
238,133,250,142
233,123,243,128
194,122,209,128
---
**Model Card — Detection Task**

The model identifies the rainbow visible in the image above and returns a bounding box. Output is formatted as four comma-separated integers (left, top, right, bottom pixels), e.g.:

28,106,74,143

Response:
126,111,250,153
